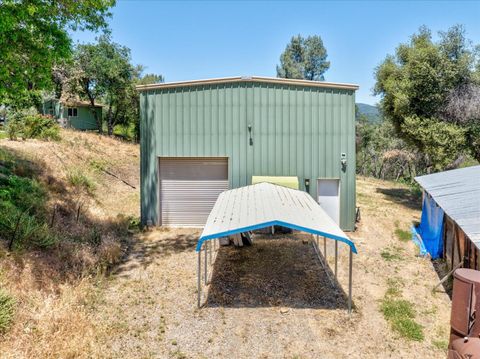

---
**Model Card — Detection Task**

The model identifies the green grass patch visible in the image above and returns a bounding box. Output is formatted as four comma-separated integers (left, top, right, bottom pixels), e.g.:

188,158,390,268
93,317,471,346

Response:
0,289,15,334
0,131,7,140
381,279,424,341
395,228,411,242
432,338,448,350
89,159,107,172
381,246,403,261
67,169,95,194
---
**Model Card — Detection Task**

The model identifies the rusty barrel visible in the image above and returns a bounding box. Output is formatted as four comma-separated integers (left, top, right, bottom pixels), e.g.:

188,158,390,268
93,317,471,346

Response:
448,268,480,358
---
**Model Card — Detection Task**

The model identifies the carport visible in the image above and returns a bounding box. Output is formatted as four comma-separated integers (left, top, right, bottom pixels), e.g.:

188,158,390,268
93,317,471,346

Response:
196,182,357,313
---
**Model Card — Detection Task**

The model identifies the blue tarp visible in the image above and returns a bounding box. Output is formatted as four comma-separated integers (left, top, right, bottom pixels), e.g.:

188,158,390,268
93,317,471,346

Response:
412,193,444,259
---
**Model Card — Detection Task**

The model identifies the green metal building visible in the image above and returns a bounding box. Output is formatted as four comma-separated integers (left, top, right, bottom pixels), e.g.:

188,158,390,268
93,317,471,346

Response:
138,76,358,230
42,99,101,130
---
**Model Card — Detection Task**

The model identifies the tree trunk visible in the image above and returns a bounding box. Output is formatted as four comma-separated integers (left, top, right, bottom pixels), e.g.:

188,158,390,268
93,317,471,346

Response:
84,82,102,134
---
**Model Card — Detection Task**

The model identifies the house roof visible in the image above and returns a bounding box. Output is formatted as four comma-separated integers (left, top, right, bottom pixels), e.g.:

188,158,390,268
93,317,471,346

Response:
196,182,357,253
415,165,480,245
136,76,359,92
61,100,103,108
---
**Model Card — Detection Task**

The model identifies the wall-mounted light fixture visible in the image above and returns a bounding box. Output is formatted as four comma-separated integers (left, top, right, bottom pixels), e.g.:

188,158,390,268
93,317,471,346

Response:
304,178,310,193
248,124,253,146
341,153,347,172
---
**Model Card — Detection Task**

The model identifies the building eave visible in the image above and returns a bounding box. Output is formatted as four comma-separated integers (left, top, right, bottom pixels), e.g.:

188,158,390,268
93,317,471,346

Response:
136,76,359,92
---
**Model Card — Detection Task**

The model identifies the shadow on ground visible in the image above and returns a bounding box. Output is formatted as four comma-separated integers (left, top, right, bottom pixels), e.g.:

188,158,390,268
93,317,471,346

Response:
111,230,199,277
205,236,350,309
376,186,422,210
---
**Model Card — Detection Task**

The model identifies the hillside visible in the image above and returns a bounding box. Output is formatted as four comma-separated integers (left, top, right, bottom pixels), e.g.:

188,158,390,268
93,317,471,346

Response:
0,130,140,357
356,103,382,123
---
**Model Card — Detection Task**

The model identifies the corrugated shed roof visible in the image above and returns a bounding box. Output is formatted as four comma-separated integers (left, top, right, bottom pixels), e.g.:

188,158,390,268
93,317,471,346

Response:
196,182,356,253
136,76,359,92
415,165,480,245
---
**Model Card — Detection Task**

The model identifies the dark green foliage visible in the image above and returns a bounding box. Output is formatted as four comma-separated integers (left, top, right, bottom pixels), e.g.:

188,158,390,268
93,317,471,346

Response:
374,25,480,169
0,149,56,249
0,289,15,334
277,35,330,80
0,0,115,108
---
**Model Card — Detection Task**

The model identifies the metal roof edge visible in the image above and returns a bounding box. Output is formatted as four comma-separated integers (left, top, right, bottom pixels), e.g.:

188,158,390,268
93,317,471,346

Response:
136,76,359,92
196,219,357,253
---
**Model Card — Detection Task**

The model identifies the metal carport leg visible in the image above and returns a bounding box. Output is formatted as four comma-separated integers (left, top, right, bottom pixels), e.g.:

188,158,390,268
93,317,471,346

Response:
204,241,208,285
348,247,353,314
197,245,201,308
335,240,338,279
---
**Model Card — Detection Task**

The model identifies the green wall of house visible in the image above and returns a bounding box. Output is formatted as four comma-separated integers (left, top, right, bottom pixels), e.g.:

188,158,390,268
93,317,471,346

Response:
42,100,100,130
140,81,357,230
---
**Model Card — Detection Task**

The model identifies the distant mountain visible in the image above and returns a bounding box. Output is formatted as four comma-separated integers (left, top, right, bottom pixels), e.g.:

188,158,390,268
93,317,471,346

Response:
356,103,382,124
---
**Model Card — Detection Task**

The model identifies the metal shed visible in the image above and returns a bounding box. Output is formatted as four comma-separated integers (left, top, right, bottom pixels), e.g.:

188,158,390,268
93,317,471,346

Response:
138,76,358,230
196,182,357,312
415,165,480,269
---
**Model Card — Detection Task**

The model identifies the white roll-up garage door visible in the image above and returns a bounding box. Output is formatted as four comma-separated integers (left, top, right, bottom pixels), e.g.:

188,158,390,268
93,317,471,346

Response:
159,158,229,227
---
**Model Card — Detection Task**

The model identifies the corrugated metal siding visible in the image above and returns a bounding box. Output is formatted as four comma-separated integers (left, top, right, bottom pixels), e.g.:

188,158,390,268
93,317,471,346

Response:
140,82,356,230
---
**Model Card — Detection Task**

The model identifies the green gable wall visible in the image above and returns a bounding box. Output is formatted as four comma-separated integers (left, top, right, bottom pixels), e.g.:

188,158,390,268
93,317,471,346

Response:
64,106,100,130
140,81,356,230
42,100,100,130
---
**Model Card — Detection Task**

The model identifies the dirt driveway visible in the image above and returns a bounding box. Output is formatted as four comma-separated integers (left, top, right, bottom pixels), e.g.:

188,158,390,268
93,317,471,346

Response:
91,178,451,358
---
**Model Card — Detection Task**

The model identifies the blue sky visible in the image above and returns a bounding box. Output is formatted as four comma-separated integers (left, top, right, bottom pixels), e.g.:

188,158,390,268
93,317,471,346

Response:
72,0,480,105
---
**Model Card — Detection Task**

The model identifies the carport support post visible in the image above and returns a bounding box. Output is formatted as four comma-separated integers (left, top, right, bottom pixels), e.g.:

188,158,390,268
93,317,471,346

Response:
335,241,338,279
197,246,201,308
204,241,208,285
323,236,327,259
348,247,353,314
209,239,212,265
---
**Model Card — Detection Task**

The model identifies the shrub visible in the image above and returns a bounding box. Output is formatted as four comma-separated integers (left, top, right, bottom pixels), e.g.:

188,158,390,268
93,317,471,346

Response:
0,159,57,249
23,114,60,141
67,169,95,194
0,201,57,250
5,109,60,141
0,289,15,334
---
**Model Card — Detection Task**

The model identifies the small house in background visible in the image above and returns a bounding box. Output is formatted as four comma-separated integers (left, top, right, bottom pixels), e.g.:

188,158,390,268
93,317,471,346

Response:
137,76,358,229
414,165,480,270
41,99,101,130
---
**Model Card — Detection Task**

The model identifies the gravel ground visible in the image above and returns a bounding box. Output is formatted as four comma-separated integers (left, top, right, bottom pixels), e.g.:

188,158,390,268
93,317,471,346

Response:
91,178,451,358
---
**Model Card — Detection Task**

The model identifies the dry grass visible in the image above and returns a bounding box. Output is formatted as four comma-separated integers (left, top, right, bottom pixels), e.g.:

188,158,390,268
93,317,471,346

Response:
0,130,139,358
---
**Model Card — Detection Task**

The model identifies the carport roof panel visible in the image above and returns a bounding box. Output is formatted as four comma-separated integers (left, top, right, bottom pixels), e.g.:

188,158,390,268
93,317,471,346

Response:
197,182,357,253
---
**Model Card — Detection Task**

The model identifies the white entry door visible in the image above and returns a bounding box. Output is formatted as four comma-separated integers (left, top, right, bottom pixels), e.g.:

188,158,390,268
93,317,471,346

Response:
317,179,340,225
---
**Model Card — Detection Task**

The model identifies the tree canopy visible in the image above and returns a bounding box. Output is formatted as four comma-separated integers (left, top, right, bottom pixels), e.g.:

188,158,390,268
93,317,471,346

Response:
0,0,115,107
374,25,480,169
60,36,163,138
277,35,330,81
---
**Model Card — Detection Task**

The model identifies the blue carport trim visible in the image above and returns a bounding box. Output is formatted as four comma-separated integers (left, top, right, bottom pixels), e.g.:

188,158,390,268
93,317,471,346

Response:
196,220,357,254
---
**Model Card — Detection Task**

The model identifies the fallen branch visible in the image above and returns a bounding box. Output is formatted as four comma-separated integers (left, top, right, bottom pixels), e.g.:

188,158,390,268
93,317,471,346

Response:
101,168,136,189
